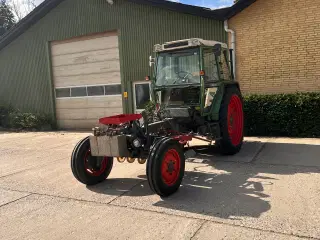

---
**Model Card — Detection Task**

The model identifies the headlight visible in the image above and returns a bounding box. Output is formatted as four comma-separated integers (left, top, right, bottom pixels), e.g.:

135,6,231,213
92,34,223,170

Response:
133,138,142,148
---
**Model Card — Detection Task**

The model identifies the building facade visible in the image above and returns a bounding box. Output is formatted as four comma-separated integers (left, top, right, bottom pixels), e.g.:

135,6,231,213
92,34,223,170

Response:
1,0,318,129
0,0,226,129
228,0,320,94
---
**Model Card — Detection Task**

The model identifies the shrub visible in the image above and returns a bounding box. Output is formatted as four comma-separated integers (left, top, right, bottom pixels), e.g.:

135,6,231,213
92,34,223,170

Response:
243,92,320,137
0,105,12,127
143,101,168,123
143,101,157,122
0,106,53,131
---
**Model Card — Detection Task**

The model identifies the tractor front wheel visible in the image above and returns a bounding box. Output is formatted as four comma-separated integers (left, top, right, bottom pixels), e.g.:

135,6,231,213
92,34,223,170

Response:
147,138,185,197
71,137,113,185
216,87,244,155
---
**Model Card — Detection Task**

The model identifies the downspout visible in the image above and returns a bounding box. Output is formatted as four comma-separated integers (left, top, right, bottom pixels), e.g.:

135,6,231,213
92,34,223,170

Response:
224,20,236,80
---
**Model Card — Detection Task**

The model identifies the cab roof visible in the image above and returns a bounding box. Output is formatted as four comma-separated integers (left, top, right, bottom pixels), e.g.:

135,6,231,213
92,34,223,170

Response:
154,38,228,52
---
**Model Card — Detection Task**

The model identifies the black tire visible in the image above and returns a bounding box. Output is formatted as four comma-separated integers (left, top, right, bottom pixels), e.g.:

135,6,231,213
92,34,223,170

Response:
216,86,244,155
71,137,113,185
147,138,185,197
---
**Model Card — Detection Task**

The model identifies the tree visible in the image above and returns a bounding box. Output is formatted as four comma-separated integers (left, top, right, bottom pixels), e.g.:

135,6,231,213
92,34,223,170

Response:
9,0,38,20
0,0,16,37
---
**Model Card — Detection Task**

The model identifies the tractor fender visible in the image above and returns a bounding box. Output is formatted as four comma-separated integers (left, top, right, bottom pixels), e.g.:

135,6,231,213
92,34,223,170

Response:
224,81,241,91
209,81,241,121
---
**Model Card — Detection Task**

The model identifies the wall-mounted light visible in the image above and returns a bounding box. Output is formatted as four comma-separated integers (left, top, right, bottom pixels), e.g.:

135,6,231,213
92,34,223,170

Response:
106,0,113,5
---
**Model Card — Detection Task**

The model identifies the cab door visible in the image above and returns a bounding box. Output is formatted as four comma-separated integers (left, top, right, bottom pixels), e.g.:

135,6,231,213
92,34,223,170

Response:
133,81,151,113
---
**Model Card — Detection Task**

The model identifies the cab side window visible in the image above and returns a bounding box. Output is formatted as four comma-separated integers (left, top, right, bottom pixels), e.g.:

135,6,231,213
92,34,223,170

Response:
203,49,219,82
219,50,231,80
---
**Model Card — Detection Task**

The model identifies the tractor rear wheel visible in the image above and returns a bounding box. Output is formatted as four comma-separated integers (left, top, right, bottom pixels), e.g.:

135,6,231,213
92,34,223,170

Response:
147,138,185,197
71,137,113,185
216,86,244,155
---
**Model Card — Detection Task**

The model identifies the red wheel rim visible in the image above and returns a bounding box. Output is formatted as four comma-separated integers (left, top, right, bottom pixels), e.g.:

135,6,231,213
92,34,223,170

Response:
161,149,181,186
227,95,244,146
84,149,108,176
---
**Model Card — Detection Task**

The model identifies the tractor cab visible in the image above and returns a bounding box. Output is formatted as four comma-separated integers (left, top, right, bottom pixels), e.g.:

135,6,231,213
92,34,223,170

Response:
150,38,234,124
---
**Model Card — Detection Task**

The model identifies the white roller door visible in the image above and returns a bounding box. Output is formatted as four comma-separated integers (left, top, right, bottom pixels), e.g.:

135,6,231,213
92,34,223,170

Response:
51,32,123,129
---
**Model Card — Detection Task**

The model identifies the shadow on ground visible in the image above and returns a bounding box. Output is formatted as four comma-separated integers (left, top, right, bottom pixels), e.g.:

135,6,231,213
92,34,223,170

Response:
86,175,154,197
154,141,320,219
88,141,320,219
154,168,273,219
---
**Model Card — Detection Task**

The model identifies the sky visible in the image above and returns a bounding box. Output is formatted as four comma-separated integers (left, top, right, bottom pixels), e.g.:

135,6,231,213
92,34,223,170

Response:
169,0,234,9
29,0,235,10
9,0,44,19
11,0,234,20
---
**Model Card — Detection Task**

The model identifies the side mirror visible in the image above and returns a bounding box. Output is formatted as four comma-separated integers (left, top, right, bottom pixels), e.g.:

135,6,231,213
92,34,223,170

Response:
149,55,155,67
213,44,222,57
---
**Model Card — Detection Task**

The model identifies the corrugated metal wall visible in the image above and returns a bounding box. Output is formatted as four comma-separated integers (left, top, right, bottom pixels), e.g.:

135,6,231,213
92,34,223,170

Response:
0,0,226,117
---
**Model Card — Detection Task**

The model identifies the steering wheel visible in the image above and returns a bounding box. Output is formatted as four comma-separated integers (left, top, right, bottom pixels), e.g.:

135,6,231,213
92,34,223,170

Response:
177,71,193,83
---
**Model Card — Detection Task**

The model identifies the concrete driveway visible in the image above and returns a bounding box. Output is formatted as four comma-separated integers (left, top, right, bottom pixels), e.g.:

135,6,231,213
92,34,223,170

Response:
0,132,319,240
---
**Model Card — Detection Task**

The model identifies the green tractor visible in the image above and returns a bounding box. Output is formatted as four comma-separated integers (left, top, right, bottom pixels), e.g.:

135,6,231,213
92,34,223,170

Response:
149,38,243,155
71,38,244,197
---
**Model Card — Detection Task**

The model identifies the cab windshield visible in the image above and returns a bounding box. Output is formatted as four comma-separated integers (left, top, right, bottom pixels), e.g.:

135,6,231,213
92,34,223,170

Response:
155,48,200,86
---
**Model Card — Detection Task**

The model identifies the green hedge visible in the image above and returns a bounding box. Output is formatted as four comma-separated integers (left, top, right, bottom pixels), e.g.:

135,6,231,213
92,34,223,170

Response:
0,106,53,131
243,92,320,137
